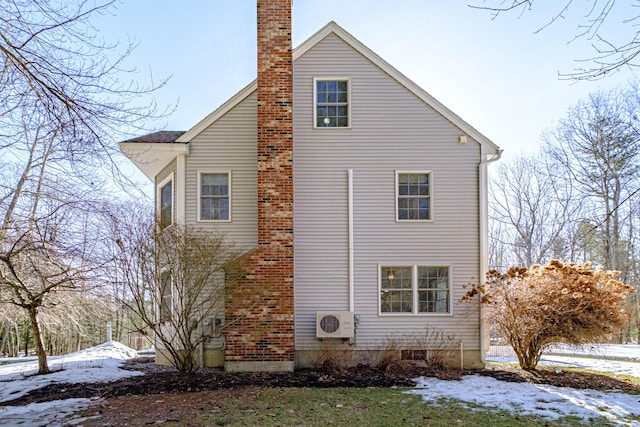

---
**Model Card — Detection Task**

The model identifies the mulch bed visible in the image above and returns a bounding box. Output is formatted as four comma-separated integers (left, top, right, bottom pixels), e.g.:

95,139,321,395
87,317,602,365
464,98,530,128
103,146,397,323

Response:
3,356,639,407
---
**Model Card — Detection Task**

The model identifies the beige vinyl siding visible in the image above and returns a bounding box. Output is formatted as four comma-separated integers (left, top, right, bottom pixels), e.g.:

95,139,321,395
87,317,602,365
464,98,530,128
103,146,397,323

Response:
294,34,482,350
184,92,258,250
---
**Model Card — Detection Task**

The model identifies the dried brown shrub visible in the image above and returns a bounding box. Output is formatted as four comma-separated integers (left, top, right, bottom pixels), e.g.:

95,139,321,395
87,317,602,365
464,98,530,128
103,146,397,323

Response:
463,260,635,370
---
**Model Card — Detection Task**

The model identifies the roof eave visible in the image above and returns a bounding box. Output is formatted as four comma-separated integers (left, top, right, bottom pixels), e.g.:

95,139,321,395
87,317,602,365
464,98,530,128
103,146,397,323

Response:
119,141,189,181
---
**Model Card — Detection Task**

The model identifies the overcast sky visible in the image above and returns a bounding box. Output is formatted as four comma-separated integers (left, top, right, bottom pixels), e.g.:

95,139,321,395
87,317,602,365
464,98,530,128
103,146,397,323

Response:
97,1,637,162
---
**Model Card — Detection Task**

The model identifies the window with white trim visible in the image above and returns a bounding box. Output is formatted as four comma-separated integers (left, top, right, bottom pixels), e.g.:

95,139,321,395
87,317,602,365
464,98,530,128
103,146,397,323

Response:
158,176,173,229
199,172,230,221
397,172,431,221
315,79,349,128
380,265,450,314
159,271,172,322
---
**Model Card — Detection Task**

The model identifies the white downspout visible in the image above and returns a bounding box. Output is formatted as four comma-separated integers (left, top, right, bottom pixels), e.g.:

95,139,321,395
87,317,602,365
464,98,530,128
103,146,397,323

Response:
348,169,355,313
479,150,502,365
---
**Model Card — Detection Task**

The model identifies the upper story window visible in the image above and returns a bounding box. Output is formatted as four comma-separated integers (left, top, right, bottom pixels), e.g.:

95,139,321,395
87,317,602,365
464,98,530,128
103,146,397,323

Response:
199,171,230,221
380,265,450,314
315,79,349,128
158,176,173,229
396,172,431,221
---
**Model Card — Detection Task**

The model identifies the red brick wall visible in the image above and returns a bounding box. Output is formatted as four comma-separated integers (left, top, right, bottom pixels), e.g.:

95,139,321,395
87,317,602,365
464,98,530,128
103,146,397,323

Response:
225,0,294,366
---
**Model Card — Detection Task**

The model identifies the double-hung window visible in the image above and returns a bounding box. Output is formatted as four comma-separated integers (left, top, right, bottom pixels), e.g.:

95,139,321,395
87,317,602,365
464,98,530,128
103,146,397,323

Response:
380,265,450,314
158,176,173,229
315,79,349,128
397,172,431,221
199,172,230,221
159,271,173,322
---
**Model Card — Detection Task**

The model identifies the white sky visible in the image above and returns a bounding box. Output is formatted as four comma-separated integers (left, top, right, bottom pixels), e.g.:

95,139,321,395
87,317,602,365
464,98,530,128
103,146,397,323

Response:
94,0,637,165
1,343,639,426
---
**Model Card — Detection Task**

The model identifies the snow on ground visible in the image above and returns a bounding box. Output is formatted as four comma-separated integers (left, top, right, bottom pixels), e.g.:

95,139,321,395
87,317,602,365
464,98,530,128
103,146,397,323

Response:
0,341,143,426
0,343,639,426
0,341,142,403
409,347,640,426
409,375,640,426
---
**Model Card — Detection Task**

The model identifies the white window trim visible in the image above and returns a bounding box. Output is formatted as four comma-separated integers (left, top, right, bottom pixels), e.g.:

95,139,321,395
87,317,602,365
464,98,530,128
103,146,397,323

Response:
157,173,174,228
378,264,452,316
197,170,232,223
395,170,434,222
313,77,352,129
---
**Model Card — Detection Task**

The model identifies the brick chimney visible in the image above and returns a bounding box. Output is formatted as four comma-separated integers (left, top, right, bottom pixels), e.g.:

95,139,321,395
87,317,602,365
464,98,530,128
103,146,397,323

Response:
224,0,294,372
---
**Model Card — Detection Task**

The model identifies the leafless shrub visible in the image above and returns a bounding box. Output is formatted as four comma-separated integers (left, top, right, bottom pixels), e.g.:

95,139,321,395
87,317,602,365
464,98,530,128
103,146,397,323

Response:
362,326,462,374
405,326,460,371
309,339,352,371
103,203,247,374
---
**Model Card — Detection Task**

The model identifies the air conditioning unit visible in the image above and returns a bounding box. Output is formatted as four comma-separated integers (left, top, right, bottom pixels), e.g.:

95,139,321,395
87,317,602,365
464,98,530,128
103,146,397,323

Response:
316,311,355,338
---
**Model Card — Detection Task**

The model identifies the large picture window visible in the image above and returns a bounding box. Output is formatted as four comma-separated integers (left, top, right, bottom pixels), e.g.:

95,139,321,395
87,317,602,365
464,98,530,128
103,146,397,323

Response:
396,172,431,221
199,172,230,221
315,79,349,128
380,265,450,314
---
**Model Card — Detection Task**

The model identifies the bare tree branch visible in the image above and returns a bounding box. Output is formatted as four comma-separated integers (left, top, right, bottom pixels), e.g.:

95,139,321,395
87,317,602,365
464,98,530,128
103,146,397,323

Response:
469,0,640,80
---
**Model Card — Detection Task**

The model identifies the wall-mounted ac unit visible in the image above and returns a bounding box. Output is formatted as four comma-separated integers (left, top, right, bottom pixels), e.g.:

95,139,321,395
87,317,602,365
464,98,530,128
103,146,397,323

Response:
316,311,354,338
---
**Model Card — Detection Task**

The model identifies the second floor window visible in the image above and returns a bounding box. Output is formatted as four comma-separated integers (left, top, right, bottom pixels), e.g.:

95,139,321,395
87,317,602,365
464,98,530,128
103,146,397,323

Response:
397,172,431,221
200,172,230,221
159,179,173,229
315,79,349,128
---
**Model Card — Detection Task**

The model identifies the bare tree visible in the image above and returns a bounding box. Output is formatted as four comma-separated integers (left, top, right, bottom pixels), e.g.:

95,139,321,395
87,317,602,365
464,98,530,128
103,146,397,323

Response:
0,0,169,372
489,152,578,268
0,0,169,156
544,87,640,273
103,204,249,374
470,1,640,80
0,199,107,373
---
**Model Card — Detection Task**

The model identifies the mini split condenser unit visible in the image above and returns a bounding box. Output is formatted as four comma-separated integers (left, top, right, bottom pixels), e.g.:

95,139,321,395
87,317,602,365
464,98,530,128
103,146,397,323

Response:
316,311,355,338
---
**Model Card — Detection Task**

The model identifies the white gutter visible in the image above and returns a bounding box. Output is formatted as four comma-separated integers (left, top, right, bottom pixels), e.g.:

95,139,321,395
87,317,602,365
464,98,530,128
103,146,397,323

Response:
479,150,502,365
348,169,355,312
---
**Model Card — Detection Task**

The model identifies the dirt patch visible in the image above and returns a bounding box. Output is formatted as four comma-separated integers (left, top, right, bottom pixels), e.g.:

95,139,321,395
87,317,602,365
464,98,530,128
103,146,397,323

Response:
479,362,640,393
2,357,425,406
4,358,640,426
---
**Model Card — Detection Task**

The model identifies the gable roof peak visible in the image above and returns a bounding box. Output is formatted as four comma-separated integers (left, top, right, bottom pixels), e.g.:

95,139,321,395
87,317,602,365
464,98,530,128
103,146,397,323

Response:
177,21,500,155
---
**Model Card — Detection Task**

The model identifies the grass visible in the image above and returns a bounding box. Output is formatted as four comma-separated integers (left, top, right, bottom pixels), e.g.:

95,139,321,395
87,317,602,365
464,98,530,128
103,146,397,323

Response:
169,387,602,427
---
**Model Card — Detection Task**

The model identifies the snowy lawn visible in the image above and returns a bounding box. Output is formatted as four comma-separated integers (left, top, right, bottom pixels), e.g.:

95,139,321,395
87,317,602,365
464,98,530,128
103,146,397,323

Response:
0,341,143,426
0,343,639,426
409,348,640,427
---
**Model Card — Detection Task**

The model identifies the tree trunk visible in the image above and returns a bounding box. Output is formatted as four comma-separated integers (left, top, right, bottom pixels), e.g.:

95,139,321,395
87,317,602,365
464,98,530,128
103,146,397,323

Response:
27,306,50,374
13,322,20,357
0,321,9,356
23,324,29,357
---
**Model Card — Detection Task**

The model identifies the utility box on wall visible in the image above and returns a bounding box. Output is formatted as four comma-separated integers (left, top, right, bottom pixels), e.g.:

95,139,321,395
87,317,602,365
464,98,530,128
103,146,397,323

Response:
316,311,355,338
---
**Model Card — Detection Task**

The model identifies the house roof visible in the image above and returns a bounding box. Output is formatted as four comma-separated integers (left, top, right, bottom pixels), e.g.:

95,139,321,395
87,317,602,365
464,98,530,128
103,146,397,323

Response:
123,131,186,143
176,21,501,156
119,134,189,181
122,21,501,182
